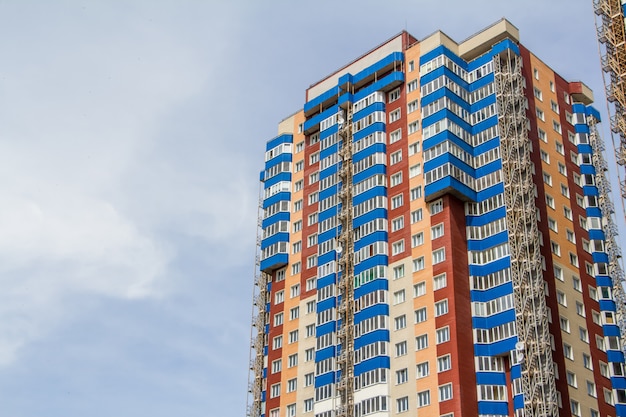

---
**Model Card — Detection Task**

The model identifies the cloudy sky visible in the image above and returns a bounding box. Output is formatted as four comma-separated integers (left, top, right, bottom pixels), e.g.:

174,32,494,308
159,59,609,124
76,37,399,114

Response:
0,1,621,416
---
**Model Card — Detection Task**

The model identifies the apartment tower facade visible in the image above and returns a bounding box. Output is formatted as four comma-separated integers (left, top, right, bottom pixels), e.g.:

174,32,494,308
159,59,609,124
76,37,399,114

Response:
248,19,626,417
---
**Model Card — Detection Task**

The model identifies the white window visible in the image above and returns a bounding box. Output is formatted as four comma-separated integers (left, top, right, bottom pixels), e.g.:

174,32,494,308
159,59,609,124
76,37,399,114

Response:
292,241,301,254
416,361,429,378
275,290,284,304
287,378,297,392
433,248,445,264
415,307,427,323
410,186,422,200
272,359,282,373
411,209,423,223
396,368,408,385
409,164,421,177
429,199,443,214
392,240,405,255
408,122,420,135
435,299,449,317
288,353,298,367
395,341,407,356
396,396,409,413
395,315,407,330
437,354,452,372
390,150,402,165
304,398,314,412
305,373,314,386
274,312,284,326
270,383,281,398
388,88,401,103
389,128,402,143
439,383,453,401
393,290,406,305
412,232,424,247
290,284,300,298
391,172,403,187
434,273,447,290
413,256,425,272
436,327,450,344
417,390,430,407
408,99,419,113
391,216,404,232
536,108,545,121
393,264,405,279
431,223,444,239
390,108,401,122
416,334,428,350
391,194,404,209
414,282,426,297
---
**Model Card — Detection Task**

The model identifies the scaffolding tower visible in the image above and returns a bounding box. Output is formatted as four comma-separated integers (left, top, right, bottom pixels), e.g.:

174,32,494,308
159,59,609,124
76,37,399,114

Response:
587,114,626,358
494,48,559,417
335,94,356,417
246,194,269,417
594,0,626,201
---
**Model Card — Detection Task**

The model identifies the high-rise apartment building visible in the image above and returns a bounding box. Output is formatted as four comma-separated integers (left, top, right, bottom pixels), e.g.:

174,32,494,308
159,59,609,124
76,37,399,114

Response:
248,19,626,417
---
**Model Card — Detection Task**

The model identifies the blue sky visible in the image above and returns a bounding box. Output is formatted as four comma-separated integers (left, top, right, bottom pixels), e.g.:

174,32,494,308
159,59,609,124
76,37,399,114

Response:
0,1,621,416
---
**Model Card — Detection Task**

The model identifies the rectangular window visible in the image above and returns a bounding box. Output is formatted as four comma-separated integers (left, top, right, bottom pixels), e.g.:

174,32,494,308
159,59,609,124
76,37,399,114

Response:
396,396,409,413
434,273,447,290
436,327,450,344
437,354,452,372
390,172,403,187
395,315,407,330
435,299,449,317
431,223,444,239
417,390,430,407
411,209,423,223
416,334,428,350
439,383,453,402
412,232,424,247
393,264,405,279
391,216,404,232
288,353,298,367
390,108,401,122
272,359,282,373
415,307,427,323
433,248,445,264
414,281,426,297
413,256,425,272
416,361,429,378
392,240,405,255
395,341,407,356
393,290,406,305
396,368,408,385
391,194,403,209
410,186,422,200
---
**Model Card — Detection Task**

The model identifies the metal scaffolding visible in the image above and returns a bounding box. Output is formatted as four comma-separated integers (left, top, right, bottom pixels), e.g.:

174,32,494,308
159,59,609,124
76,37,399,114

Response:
246,193,269,417
587,114,626,358
335,96,356,417
494,48,558,417
594,0,626,203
